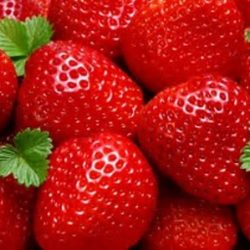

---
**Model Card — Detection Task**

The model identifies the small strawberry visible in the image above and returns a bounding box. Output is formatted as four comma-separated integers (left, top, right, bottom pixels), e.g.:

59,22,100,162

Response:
0,0,50,20
235,0,250,26
138,74,250,204
34,132,158,250
48,0,147,58
142,191,237,250
122,0,245,92
0,129,53,250
0,50,17,133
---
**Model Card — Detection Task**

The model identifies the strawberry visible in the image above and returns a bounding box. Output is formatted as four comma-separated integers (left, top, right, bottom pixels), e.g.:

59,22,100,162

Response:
34,132,158,250
48,0,147,58
15,41,143,144
0,17,142,143
0,177,33,250
142,191,237,250
0,50,17,133
0,0,50,20
138,74,250,204
122,0,245,92
235,0,250,26
0,129,53,250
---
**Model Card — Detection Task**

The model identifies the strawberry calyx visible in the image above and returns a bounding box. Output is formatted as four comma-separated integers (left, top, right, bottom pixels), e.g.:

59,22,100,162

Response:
240,142,250,172
245,28,250,43
0,17,53,76
0,128,53,187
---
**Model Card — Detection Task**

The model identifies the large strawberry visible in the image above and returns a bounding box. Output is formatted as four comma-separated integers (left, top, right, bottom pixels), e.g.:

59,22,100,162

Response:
15,41,143,144
0,17,143,144
34,132,158,250
48,0,147,58
0,129,53,250
122,0,244,92
0,0,50,20
142,190,237,250
138,74,250,204
0,50,17,133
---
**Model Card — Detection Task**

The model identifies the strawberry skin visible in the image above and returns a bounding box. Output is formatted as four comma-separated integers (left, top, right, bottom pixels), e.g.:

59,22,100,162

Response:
16,41,143,144
48,0,147,58
0,177,33,250
34,133,158,250
142,192,237,250
0,0,50,20
0,50,17,133
138,75,250,204
122,0,244,92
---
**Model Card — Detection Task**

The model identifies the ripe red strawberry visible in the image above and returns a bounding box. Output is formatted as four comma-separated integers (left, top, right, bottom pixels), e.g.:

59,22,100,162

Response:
237,193,250,240
0,0,50,20
138,74,250,204
235,0,250,26
0,50,17,133
142,191,237,250
34,132,158,250
16,41,143,144
0,177,34,250
0,133,38,250
48,0,147,58
122,0,244,92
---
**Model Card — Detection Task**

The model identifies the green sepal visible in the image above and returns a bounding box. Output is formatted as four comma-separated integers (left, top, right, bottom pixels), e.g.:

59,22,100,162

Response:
240,142,250,172
245,28,250,43
0,17,53,77
0,128,53,187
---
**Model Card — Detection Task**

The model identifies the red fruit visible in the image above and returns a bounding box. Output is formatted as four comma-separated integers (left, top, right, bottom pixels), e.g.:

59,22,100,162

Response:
235,0,250,26
48,0,147,58
0,50,17,133
0,177,33,250
34,132,158,250
0,137,35,250
237,194,250,240
16,41,143,144
0,0,50,20
122,0,244,92
138,75,250,204
142,192,237,250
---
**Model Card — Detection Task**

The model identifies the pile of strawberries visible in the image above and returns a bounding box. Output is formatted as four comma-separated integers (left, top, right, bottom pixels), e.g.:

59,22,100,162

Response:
1,0,250,249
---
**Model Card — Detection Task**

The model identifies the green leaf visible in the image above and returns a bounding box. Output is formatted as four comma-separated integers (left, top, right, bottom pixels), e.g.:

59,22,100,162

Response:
25,17,54,54
0,128,53,187
13,57,27,76
240,142,250,172
0,18,28,57
0,17,53,76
